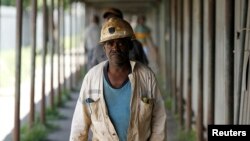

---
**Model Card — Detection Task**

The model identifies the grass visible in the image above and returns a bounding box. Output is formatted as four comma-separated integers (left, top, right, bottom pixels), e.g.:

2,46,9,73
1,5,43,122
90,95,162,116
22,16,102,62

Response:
176,129,196,141
165,96,172,110
155,74,173,109
21,123,48,141
20,111,59,141
55,88,71,107
155,74,197,141
20,87,72,141
0,33,83,140
46,107,62,121
60,88,72,106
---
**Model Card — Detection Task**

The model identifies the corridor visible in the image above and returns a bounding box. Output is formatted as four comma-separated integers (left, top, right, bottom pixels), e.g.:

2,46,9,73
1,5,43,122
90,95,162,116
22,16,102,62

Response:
0,0,250,141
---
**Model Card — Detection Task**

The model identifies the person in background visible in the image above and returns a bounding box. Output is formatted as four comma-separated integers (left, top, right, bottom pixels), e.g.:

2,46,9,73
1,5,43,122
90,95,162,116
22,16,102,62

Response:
90,8,148,69
134,15,151,55
129,39,148,65
84,14,101,70
134,15,159,73
69,17,167,141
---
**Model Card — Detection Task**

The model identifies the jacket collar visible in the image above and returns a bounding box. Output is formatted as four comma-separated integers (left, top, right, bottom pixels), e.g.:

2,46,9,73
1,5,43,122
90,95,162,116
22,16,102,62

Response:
130,61,136,72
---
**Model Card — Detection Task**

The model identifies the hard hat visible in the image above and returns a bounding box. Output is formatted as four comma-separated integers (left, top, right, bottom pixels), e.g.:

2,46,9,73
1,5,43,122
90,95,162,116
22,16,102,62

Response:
100,17,135,43
103,7,123,19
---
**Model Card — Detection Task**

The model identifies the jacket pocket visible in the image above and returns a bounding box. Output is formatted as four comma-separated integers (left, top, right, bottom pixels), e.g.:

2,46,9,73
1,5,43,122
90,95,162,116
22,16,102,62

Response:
85,97,101,121
139,97,153,122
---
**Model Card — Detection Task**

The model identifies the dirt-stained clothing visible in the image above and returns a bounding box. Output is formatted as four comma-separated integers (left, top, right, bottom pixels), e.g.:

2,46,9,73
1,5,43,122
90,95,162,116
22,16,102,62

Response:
70,61,167,141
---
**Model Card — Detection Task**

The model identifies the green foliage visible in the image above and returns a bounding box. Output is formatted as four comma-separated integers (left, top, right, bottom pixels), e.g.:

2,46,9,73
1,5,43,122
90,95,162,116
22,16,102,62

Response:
155,74,173,110
1,0,72,10
1,0,30,9
80,66,87,78
176,129,196,141
20,106,63,141
55,88,71,107
156,74,196,141
46,107,61,120
62,88,71,101
165,96,172,110
20,122,48,141
1,0,15,6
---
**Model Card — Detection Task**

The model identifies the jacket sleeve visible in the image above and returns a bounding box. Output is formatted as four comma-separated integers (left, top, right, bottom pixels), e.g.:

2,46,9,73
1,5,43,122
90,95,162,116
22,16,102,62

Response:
149,77,167,141
69,81,91,141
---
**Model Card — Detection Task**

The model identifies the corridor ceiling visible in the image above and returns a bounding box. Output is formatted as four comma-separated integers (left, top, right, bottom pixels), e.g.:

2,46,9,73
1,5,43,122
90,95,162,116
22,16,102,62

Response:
81,0,160,14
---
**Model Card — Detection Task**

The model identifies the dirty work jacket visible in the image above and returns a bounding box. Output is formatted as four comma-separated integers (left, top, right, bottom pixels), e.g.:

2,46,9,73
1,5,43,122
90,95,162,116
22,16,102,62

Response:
70,61,167,141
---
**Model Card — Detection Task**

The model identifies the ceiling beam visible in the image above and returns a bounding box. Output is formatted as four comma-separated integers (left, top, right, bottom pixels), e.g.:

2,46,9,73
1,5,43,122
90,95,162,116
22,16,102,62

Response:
82,0,158,14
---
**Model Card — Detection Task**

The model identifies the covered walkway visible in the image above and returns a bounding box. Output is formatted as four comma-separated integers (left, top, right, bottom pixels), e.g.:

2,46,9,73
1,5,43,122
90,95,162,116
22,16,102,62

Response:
0,0,250,141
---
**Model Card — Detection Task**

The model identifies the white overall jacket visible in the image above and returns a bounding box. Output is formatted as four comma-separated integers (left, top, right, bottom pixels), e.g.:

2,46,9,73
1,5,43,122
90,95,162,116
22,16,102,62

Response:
70,61,167,141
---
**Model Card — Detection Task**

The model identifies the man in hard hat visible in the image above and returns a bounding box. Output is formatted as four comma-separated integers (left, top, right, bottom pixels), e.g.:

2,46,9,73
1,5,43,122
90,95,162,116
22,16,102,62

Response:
90,8,148,69
102,7,124,19
70,17,167,141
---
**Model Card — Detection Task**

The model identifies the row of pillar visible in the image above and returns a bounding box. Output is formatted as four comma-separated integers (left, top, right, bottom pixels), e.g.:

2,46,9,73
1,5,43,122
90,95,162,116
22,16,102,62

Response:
167,0,235,141
13,0,84,141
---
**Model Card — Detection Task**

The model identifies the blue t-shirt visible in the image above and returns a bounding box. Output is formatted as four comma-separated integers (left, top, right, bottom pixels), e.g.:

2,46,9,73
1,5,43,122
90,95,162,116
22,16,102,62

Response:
103,69,131,141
